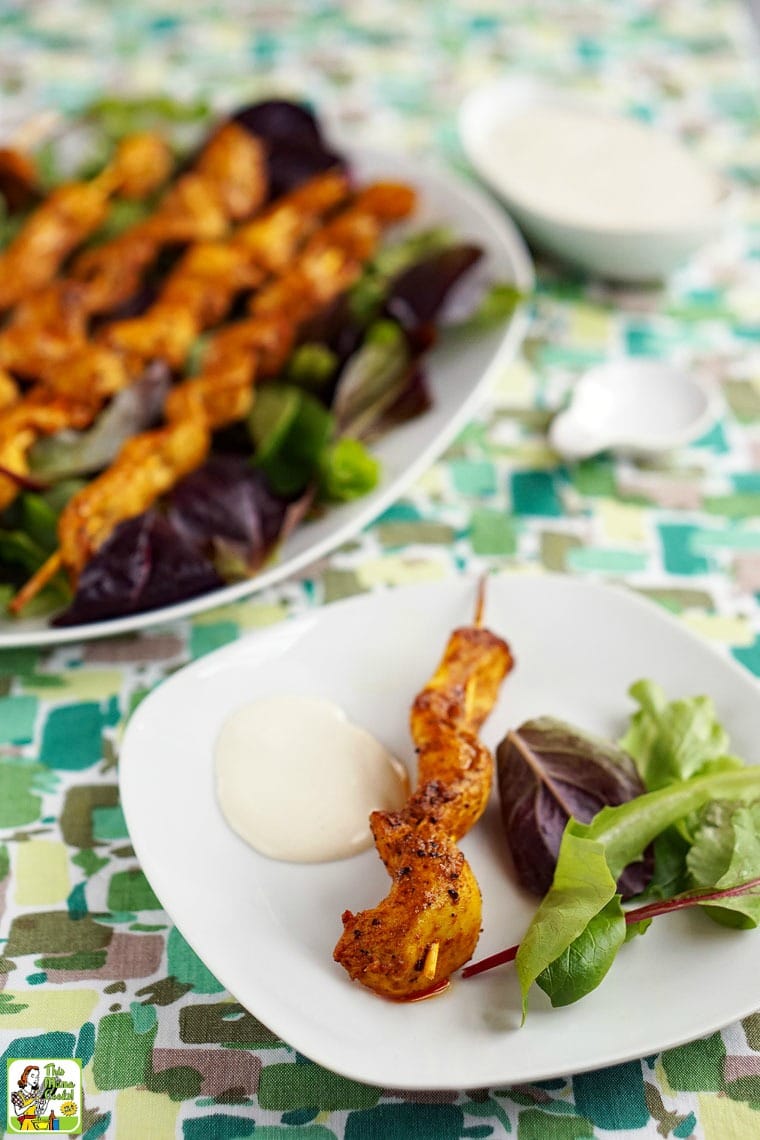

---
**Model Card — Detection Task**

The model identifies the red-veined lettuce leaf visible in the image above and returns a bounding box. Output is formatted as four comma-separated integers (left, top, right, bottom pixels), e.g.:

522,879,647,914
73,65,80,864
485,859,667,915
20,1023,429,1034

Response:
497,716,653,899
166,454,293,575
52,510,223,626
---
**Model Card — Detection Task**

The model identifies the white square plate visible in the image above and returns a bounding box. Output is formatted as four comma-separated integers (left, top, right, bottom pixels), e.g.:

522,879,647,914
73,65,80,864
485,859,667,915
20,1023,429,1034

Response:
119,574,760,1089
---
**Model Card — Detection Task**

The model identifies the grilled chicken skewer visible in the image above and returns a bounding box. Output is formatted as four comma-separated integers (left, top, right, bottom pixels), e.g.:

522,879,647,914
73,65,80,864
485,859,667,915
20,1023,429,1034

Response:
8,181,416,611
334,584,514,999
97,169,351,370
0,122,269,391
0,170,351,512
69,121,268,316
0,131,174,312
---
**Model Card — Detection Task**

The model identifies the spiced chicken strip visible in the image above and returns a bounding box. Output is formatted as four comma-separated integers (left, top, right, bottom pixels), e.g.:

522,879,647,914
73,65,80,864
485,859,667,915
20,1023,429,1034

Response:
334,590,514,999
8,180,416,610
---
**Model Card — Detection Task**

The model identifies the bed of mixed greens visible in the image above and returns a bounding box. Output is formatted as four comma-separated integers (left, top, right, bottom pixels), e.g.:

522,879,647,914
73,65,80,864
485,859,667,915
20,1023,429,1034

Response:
0,97,520,628
465,679,760,1018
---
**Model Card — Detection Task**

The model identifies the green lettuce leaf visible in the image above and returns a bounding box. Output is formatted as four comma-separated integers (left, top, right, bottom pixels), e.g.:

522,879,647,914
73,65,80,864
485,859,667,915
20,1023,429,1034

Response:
687,801,760,928
318,437,379,502
248,383,334,497
446,282,525,332
619,679,740,790
515,765,760,1014
286,343,339,392
515,829,619,1018
331,320,411,440
0,487,79,617
632,826,692,902
536,896,626,1007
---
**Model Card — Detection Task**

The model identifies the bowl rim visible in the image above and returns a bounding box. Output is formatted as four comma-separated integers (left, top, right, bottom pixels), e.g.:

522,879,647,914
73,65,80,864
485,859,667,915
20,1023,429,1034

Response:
458,77,727,241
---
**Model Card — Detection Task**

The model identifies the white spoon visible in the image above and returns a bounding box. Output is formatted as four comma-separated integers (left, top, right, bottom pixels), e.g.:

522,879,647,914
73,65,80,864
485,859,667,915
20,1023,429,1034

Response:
548,358,719,461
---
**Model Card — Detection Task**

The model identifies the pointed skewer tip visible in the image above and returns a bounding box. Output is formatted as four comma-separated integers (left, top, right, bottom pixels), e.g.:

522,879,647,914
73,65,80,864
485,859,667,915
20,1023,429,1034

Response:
8,549,63,615
473,574,487,628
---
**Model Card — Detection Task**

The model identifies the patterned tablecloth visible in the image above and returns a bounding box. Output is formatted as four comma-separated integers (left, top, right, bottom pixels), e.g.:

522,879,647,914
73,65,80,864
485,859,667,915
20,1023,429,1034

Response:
2,1,760,1137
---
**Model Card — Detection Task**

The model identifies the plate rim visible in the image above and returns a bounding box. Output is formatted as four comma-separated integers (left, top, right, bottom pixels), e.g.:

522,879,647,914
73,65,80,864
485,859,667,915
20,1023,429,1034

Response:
118,572,760,1089
0,148,534,648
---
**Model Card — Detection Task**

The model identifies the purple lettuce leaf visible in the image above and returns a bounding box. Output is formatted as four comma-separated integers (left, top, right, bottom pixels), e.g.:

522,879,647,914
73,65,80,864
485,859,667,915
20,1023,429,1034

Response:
166,454,291,575
230,99,347,199
295,242,484,438
52,510,222,626
383,243,483,351
53,454,308,625
367,364,432,438
231,99,325,146
297,294,365,372
497,716,654,899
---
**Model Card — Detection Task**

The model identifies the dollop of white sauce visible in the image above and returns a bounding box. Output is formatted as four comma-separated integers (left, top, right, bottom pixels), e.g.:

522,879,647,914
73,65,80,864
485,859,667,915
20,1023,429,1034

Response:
484,104,719,230
215,695,409,863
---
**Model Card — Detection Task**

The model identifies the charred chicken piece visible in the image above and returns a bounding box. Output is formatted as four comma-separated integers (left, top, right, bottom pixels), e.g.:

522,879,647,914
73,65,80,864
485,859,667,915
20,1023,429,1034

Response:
0,146,41,212
334,598,514,999
0,132,173,312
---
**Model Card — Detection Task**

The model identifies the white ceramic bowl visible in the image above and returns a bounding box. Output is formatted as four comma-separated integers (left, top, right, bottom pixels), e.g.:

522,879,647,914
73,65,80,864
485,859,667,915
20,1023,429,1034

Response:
458,78,726,282
548,358,721,460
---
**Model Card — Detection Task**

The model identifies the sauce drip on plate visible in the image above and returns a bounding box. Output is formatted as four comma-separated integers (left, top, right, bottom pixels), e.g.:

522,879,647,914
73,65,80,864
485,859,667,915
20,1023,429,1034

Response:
215,695,409,862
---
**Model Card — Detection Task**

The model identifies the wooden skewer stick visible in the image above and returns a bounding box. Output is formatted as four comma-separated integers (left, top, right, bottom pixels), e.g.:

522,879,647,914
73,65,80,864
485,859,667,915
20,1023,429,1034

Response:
8,550,63,614
463,575,491,727
473,573,487,628
422,941,440,981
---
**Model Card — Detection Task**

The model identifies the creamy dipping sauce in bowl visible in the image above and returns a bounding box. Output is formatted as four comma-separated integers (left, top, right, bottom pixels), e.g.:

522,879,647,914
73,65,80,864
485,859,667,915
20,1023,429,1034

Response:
459,80,725,280
215,694,409,863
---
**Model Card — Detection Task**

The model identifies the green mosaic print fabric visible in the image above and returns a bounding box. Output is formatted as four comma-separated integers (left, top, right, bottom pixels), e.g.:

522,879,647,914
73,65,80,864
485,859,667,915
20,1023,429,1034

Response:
2,1,760,1136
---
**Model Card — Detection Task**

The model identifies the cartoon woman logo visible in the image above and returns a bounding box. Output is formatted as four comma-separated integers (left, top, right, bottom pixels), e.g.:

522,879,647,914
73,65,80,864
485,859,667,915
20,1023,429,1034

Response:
10,1065,58,1131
